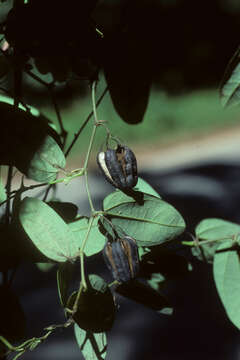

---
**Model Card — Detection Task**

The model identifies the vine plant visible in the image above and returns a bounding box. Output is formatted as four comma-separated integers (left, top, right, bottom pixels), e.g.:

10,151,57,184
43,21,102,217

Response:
0,1,240,360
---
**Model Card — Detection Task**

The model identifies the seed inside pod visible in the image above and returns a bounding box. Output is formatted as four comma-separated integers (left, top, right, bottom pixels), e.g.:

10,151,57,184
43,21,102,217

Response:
103,236,140,283
97,145,138,190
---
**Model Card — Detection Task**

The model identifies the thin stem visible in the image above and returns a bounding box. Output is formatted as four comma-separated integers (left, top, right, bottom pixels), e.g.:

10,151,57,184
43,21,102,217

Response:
5,166,13,224
0,336,15,351
85,169,95,213
49,88,67,147
82,82,99,212
182,236,235,247
64,85,108,158
80,252,87,290
24,69,50,88
79,216,95,289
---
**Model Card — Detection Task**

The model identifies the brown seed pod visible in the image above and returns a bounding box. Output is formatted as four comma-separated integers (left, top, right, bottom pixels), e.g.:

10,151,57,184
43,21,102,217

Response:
103,236,140,283
97,145,138,190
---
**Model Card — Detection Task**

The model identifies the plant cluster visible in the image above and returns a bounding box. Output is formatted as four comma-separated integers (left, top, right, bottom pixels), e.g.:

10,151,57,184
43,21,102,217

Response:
0,1,239,360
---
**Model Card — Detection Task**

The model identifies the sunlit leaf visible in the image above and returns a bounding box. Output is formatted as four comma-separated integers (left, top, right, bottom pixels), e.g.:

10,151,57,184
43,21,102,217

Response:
220,46,240,107
19,197,79,262
134,177,161,198
195,218,240,241
74,324,107,360
102,192,185,246
69,217,106,256
25,135,65,182
213,240,240,329
0,178,6,203
193,218,240,262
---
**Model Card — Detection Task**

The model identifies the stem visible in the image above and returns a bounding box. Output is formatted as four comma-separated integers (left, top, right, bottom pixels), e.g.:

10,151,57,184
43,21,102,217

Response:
182,236,235,247
0,336,15,351
85,169,95,213
49,88,67,147
24,69,50,87
78,216,95,290
5,166,13,224
64,85,108,158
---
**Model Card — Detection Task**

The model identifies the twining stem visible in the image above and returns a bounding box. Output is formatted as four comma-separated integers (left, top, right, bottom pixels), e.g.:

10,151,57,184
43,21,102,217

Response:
64,85,108,158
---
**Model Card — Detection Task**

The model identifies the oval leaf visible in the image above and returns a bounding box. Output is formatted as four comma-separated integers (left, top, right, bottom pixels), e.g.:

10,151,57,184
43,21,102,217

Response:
220,46,240,107
102,192,185,246
69,217,106,256
213,240,240,329
0,101,65,182
103,32,151,124
196,218,240,241
74,324,107,360
25,135,65,182
19,197,80,262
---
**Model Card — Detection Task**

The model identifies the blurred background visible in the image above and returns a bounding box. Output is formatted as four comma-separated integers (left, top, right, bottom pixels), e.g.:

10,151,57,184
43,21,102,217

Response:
2,0,240,359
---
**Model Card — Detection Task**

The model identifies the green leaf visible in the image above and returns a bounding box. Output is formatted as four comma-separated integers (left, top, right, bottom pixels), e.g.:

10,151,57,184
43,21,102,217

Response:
134,178,161,198
57,262,75,307
213,240,240,329
25,135,65,182
194,218,240,262
19,197,80,262
220,46,240,107
102,192,185,246
68,275,115,333
147,273,166,291
74,324,107,360
0,101,65,182
195,218,240,241
0,178,6,203
69,217,106,256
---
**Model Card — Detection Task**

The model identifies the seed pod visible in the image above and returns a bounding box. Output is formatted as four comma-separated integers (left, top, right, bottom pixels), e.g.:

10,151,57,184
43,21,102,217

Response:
103,236,140,283
97,145,138,190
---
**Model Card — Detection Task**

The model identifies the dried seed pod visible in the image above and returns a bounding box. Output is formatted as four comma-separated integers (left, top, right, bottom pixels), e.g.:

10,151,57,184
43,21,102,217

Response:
103,236,140,283
97,145,138,190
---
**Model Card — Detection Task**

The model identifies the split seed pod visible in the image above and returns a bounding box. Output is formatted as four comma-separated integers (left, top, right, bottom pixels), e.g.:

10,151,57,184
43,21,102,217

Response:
97,145,138,190
103,236,140,283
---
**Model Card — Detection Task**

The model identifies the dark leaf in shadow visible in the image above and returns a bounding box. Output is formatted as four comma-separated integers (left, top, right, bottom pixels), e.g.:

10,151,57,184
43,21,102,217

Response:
102,31,151,124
